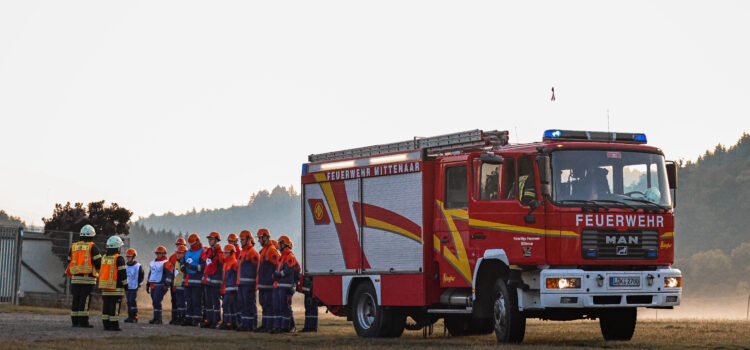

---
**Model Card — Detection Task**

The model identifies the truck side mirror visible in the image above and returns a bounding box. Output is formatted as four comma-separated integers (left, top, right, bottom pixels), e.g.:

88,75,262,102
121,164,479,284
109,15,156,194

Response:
666,161,678,189
480,153,503,165
537,154,552,198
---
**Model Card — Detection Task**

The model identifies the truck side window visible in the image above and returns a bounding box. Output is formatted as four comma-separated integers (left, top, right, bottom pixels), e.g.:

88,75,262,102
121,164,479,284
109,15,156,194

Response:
478,163,500,200
503,158,517,200
445,165,468,208
518,156,537,205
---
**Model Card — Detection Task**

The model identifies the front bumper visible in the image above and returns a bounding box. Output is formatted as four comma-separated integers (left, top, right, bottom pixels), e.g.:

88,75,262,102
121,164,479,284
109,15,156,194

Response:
534,268,681,308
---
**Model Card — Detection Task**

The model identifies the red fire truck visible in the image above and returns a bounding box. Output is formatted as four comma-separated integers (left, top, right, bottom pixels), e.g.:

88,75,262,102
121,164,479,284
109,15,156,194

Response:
300,129,681,343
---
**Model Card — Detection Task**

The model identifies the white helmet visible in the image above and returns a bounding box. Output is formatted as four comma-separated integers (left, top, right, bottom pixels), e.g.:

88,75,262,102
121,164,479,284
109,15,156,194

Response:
106,236,124,249
80,224,96,237
645,187,661,203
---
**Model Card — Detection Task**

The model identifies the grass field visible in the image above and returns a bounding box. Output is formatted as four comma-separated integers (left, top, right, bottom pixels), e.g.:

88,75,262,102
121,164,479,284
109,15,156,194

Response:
1,306,749,350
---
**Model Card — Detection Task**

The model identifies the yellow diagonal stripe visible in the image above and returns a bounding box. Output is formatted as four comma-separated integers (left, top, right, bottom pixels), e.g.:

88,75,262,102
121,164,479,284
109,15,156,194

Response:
364,217,422,243
314,173,341,224
436,200,472,285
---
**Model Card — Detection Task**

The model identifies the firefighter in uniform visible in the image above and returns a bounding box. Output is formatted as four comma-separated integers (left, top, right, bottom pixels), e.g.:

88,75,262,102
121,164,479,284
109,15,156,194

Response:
220,244,239,329
300,273,318,332
66,224,102,328
146,246,173,324
172,245,188,325
201,232,224,328
255,229,279,332
236,229,259,331
227,233,241,259
168,237,187,324
182,233,206,326
271,235,300,333
98,236,128,331
124,248,144,323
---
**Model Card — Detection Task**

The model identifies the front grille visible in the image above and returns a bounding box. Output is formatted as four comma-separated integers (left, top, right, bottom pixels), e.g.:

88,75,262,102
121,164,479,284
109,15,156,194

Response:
582,229,659,260
626,295,653,304
593,295,622,305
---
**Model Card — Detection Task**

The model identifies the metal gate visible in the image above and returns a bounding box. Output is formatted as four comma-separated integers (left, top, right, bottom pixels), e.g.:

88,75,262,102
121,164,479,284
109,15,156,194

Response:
0,226,23,304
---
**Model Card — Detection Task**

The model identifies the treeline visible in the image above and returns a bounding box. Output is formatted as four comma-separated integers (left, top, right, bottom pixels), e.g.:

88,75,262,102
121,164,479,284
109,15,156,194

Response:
0,210,24,227
128,222,183,260
675,132,750,296
136,185,301,254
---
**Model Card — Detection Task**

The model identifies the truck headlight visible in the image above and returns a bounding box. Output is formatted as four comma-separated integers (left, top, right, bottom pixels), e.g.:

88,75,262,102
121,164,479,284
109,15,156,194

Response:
546,278,581,289
664,277,682,288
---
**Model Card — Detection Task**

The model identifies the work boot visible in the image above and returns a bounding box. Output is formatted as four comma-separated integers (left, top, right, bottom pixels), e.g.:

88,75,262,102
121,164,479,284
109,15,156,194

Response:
219,322,231,330
236,325,248,332
149,319,162,325
124,313,133,323
133,314,139,323
80,317,94,328
200,321,213,328
254,325,267,333
181,318,193,326
300,328,317,332
71,316,79,327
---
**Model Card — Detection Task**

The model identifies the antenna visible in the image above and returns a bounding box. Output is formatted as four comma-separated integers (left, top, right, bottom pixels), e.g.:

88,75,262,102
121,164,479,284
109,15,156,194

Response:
607,109,611,133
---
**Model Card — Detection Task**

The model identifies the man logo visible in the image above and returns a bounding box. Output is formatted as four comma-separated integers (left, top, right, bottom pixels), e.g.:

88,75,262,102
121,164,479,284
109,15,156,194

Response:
307,199,331,224
606,235,639,245
616,246,628,256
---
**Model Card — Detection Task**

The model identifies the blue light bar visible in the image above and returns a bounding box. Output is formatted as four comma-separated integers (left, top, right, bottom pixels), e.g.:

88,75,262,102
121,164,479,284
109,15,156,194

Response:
542,129,648,144
544,130,562,138
633,134,648,143
301,163,309,175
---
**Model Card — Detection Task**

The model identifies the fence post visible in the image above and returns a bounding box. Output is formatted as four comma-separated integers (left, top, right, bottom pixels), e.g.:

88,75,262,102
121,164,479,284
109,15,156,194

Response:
13,228,24,305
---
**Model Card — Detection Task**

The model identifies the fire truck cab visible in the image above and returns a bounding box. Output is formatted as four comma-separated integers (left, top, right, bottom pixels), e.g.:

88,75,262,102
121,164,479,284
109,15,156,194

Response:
301,129,681,343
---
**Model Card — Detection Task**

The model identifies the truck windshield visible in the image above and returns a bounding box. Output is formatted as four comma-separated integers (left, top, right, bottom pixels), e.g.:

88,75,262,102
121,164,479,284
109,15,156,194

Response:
551,150,672,208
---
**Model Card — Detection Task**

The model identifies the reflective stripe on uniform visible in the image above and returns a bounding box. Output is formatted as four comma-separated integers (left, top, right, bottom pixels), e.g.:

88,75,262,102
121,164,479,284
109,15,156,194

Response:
275,283,293,288
239,278,256,283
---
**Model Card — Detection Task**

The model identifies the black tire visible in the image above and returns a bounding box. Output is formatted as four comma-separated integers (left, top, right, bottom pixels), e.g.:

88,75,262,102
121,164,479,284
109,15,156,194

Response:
469,317,494,335
351,282,386,338
381,309,406,338
444,314,471,336
492,278,526,343
599,308,637,341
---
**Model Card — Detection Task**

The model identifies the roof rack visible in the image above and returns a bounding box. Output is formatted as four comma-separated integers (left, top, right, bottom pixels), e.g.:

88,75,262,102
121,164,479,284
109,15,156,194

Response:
308,129,509,162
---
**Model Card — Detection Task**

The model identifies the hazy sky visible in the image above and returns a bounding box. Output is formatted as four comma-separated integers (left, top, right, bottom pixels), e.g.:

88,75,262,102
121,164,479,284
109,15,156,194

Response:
1,1,748,225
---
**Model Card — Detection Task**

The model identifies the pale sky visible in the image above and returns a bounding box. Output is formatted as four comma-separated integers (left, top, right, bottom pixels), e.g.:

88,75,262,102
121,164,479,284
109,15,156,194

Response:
1,1,748,226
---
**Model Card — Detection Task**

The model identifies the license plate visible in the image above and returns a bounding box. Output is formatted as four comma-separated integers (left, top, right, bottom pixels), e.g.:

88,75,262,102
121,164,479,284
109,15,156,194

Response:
610,276,640,287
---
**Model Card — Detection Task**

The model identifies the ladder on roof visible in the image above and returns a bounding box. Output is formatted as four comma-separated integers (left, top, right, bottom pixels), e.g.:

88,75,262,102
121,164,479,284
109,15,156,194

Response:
308,129,509,162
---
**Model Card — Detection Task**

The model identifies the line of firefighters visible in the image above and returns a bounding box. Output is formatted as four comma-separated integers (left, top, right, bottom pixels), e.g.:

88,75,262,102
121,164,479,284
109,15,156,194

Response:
66,224,317,333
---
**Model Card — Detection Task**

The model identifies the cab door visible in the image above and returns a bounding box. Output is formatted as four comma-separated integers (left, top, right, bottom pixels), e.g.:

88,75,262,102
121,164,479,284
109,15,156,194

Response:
433,161,473,288
468,155,547,265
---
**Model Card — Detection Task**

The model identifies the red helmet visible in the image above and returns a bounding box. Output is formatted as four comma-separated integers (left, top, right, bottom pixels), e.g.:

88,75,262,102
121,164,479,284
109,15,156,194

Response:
126,248,137,257
176,245,188,253
278,235,293,249
269,239,278,248
188,233,200,245
206,232,221,241
227,233,238,242
224,244,236,253
155,246,167,254
175,237,187,246
241,231,255,245
257,228,270,238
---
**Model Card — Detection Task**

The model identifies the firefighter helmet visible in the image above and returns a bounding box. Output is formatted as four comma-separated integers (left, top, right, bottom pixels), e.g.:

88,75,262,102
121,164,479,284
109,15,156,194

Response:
176,245,188,253
188,233,200,245
80,224,96,237
155,246,167,254
106,236,123,249
206,232,221,241
126,248,137,257
278,235,293,249
175,237,187,246
270,239,278,248
227,233,238,242
224,244,236,253
257,228,270,238
240,230,256,245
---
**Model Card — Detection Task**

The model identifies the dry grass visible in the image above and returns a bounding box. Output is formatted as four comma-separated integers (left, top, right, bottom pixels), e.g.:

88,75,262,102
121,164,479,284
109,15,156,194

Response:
2,317,749,350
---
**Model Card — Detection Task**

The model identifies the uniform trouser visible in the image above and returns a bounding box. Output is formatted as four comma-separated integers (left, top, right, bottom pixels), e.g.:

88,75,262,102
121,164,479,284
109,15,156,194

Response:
237,285,257,328
126,289,138,317
186,285,203,324
304,291,318,330
102,295,122,329
71,283,93,326
170,287,177,321
175,288,186,318
222,290,237,325
151,284,166,321
205,285,221,324
272,287,293,330
259,288,274,328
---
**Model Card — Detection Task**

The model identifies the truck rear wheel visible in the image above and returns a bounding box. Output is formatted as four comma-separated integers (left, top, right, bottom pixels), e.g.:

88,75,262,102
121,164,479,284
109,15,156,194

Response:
599,308,637,341
351,282,386,338
492,278,525,343
381,309,405,337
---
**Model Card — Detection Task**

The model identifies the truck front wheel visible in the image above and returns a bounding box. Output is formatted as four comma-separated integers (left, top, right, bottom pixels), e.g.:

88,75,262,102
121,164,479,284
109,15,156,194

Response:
599,308,637,341
492,278,526,343
352,282,386,338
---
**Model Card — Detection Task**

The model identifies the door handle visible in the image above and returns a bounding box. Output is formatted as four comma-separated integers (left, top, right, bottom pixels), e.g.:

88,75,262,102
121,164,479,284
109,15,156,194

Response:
470,234,486,240
440,239,449,244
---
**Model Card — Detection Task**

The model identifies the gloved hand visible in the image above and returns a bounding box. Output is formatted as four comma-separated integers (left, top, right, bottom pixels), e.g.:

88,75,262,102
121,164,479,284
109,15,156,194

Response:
186,257,193,264
146,285,151,294
206,258,212,265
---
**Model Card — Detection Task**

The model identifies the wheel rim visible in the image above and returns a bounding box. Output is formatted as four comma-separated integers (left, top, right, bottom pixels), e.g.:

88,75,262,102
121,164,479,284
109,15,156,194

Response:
494,290,507,335
357,292,377,330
